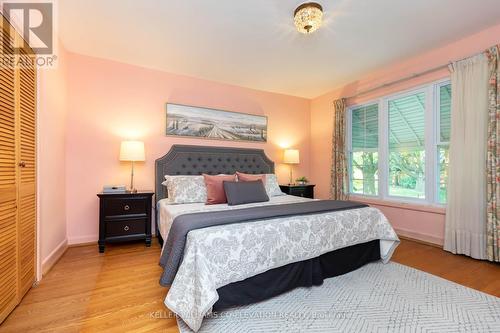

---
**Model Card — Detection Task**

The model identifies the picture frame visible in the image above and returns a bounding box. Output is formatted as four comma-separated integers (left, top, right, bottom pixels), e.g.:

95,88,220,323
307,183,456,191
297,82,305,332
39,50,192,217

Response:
165,103,268,143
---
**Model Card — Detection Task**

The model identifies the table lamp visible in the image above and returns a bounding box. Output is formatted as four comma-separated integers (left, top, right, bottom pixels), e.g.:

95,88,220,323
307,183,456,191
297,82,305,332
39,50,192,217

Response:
283,149,300,185
120,140,145,193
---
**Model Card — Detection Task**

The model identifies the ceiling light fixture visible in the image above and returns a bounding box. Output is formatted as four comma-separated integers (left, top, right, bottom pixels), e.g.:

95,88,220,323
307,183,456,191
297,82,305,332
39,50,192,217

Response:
293,2,323,34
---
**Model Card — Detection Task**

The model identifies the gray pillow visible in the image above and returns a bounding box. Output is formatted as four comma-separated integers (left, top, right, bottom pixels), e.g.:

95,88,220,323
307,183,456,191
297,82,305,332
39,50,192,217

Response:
223,180,270,206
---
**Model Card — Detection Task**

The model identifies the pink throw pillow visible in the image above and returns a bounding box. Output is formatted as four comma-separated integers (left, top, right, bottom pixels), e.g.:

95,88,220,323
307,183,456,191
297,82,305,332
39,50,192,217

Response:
203,174,237,205
236,171,266,184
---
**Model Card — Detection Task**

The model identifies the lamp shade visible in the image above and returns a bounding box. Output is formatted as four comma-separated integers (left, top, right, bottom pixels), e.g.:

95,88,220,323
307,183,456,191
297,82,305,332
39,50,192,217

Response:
120,140,145,162
283,149,300,164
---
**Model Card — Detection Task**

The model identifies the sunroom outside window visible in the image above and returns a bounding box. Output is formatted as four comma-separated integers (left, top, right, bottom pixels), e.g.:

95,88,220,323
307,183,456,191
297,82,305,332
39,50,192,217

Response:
388,92,426,199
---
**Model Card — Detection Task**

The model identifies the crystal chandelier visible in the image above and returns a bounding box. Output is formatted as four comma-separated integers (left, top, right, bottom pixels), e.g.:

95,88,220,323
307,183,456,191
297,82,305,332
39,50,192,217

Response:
294,2,323,34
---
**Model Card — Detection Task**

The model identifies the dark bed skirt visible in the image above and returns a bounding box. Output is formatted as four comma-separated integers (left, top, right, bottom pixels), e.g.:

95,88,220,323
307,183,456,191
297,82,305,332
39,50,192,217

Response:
213,240,381,311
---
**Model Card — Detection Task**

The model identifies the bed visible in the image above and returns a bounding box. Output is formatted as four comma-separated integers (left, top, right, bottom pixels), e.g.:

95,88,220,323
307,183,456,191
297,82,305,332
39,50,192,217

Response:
155,145,399,332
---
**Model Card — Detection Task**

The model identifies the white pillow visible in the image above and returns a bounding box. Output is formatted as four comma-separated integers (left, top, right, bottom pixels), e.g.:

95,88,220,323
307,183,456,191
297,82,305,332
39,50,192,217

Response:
264,174,285,197
162,175,207,204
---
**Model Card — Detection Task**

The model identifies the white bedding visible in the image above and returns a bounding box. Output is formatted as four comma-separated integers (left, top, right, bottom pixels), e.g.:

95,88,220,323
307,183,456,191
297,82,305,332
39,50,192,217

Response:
158,196,400,331
157,194,313,243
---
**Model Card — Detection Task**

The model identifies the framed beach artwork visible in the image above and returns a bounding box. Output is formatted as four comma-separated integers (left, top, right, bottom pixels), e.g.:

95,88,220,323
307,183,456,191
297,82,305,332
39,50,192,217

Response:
165,103,267,142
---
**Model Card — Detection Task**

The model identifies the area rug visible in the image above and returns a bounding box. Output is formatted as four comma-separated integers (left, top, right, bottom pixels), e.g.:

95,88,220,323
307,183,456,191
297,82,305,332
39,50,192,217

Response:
177,261,500,333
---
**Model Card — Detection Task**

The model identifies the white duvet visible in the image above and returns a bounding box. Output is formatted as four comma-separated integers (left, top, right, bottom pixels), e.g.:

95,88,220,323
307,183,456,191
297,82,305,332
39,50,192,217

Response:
157,194,312,242
158,195,400,332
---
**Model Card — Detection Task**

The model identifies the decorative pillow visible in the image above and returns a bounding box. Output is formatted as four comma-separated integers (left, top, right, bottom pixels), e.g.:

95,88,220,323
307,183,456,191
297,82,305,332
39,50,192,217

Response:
236,172,284,197
236,171,266,184
162,175,207,204
203,174,237,205
265,174,285,197
223,180,269,206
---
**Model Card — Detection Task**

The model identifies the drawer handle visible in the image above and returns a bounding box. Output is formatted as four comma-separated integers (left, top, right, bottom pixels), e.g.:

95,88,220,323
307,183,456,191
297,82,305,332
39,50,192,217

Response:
124,205,130,211
124,225,130,231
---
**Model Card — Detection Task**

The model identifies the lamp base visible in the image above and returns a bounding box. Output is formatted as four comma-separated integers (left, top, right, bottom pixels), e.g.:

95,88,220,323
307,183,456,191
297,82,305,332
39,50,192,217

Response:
129,161,137,194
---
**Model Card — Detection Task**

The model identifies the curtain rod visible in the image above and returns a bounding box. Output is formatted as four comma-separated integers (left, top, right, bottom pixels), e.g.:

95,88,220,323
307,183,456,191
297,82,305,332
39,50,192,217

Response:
343,50,485,100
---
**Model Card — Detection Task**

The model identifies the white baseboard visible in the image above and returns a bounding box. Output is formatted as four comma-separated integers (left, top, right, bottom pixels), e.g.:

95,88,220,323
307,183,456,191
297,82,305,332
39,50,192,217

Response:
395,228,443,246
67,233,161,246
41,238,68,276
68,235,98,245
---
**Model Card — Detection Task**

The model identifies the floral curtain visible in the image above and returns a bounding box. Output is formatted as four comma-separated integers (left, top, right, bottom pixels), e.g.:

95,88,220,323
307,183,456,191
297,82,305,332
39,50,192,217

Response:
486,45,500,262
331,98,349,200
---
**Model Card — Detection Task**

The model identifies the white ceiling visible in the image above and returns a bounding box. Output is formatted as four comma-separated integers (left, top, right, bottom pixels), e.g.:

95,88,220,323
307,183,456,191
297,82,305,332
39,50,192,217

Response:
58,0,500,98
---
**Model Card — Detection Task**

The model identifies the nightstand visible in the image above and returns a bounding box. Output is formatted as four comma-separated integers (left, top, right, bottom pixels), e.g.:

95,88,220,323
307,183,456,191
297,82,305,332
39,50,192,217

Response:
97,191,154,253
279,184,315,199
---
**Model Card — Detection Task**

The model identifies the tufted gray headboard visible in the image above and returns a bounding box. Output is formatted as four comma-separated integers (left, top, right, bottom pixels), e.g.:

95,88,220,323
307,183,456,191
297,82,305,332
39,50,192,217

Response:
155,144,275,204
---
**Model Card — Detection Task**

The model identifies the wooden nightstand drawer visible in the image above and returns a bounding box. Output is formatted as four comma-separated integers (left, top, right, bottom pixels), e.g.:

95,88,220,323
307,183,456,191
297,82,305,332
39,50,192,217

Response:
104,197,147,217
105,219,146,238
290,188,308,197
97,191,154,252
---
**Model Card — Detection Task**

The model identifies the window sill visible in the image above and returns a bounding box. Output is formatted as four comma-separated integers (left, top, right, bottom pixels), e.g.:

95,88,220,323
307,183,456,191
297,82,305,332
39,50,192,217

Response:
349,195,446,215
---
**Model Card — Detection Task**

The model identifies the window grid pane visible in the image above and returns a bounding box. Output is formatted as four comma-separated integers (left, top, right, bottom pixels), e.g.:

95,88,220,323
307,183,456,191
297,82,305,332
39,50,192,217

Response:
352,104,378,150
351,151,379,196
439,84,451,143
438,83,451,203
438,145,449,204
388,92,426,199
350,104,379,196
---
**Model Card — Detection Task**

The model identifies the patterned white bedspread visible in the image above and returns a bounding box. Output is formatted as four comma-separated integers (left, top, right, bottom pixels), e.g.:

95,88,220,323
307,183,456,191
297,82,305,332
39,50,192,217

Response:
157,195,312,241
160,197,400,332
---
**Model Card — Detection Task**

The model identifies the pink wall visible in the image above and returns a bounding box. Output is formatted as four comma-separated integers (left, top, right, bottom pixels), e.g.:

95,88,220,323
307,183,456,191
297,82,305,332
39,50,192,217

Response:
310,23,500,245
38,42,69,271
65,53,311,244
40,23,500,248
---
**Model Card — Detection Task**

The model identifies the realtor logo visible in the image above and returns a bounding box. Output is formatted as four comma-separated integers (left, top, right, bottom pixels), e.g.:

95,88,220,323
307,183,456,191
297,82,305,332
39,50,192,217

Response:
0,0,57,68
2,1,53,54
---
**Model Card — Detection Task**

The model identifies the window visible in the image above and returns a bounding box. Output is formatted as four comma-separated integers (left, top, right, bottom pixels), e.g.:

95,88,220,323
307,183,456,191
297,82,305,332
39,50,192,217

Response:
437,83,451,203
347,80,451,205
349,104,379,196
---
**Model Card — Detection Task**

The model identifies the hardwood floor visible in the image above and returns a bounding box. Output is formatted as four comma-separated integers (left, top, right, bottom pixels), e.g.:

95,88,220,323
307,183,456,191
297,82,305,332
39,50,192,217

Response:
1,238,499,332
392,239,500,297
1,240,177,333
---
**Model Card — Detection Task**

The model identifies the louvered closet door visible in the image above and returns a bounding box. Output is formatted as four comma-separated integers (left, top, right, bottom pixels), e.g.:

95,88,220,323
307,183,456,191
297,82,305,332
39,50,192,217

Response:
17,49,36,297
0,26,18,323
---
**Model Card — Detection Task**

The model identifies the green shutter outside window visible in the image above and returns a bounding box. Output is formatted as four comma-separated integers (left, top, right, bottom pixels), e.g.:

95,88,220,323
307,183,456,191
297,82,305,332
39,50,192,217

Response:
351,104,378,150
